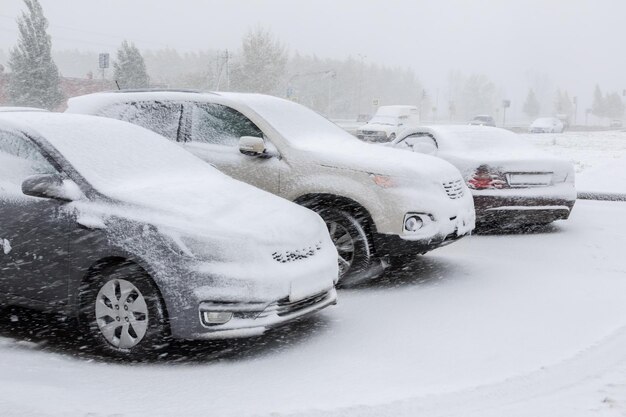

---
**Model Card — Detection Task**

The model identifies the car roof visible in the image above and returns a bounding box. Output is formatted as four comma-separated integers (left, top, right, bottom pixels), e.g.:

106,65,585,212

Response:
66,89,248,114
0,106,49,113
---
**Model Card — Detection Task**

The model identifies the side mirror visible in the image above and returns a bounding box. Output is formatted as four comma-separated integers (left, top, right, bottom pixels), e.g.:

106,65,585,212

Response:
239,136,266,156
22,174,82,202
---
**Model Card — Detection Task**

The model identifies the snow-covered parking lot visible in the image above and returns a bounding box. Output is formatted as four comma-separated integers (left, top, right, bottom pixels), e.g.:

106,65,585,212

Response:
1,130,626,417
1,200,625,417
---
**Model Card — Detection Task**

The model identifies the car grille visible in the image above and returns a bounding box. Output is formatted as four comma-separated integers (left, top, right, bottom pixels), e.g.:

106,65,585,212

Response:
443,179,465,199
272,241,322,263
275,290,332,317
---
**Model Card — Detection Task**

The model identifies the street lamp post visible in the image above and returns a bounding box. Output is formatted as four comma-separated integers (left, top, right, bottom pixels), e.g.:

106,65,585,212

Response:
356,54,366,116
502,99,511,127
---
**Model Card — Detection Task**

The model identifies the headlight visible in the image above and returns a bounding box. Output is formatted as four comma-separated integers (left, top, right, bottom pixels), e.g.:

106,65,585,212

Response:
370,174,396,188
403,213,433,234
404,215,424,232
167,232,231,261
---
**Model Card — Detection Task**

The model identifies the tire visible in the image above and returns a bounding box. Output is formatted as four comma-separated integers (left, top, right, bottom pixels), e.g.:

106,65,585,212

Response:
78,263,169,359
318,209,373,285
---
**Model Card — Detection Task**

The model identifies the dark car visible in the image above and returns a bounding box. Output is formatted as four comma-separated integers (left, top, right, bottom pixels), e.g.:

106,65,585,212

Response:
0,112,338,358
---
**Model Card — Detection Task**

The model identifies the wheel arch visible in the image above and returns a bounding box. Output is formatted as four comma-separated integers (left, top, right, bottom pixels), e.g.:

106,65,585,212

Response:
75,256,171,334
294,193,378,236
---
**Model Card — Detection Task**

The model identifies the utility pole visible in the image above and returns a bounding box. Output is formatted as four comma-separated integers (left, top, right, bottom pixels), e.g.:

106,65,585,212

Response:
356,54,366,115
327,70,336,118
224,49,230,91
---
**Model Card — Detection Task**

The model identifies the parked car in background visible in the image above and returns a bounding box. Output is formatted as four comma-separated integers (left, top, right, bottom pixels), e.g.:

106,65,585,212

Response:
0,111,338,357
387,126,576,231
468,115,496,127
610,119,623,128
68,90,475,284
529,117,564,133
356,105,420,142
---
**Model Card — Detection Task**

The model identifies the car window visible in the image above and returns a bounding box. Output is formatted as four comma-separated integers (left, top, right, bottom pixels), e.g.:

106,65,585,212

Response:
0,130,58,194
190,103,263,147
101,101,183,141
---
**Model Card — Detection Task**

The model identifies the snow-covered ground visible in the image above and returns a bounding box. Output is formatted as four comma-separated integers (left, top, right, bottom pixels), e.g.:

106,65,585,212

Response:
0,130,624,416
520,131,626,196
1,199,626,417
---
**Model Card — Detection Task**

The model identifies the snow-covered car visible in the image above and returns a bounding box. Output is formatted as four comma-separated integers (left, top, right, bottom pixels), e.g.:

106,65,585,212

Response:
610,119,623,128
0,112,338,358
356,105,419,142
0,106,48,113
529,117,564,133
468,115,496,127
388,126,576,230
68,91,475,283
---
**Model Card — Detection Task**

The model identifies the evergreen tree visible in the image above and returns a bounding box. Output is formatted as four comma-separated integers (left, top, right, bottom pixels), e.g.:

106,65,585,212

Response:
522,88,540,119
592,84,605,118
232,26,287,94
7,0,63,110
113,41,149,89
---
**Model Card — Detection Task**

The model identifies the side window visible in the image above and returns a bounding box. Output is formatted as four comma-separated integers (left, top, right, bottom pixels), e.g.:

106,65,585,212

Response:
0,130,58,194
101,101,183,141
190,103,263,147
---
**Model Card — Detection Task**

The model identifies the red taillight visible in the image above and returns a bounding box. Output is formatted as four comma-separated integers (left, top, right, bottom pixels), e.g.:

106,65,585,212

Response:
467,165,507,190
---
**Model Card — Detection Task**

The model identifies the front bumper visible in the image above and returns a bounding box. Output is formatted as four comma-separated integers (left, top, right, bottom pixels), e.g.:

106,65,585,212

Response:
373,207,475,257
188,287,337,340
373,229,466,258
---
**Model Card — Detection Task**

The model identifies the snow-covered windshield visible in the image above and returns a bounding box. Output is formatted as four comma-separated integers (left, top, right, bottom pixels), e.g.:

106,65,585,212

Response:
532,118,556,127
226,94,360,149
2,113,218,197
368,115,398,126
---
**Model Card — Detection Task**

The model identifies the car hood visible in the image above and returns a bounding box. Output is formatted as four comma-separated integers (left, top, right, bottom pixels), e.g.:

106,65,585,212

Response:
81,174,329,251
304,140,463,182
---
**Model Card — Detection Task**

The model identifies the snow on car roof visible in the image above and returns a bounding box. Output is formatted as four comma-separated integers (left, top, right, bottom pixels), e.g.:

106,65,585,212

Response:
67,90,226,114
399,125,537,154
0,112,218,194
0,106,48,113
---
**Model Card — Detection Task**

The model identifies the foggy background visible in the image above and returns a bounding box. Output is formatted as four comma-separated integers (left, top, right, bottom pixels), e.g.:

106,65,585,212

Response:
1,0,624,122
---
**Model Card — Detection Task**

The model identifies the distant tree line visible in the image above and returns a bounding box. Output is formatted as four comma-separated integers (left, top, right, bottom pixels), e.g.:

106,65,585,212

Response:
3,0,624,123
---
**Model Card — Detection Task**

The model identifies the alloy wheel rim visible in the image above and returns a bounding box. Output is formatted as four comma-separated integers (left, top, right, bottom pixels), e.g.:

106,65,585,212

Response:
326,221,355,277
95,279,149,350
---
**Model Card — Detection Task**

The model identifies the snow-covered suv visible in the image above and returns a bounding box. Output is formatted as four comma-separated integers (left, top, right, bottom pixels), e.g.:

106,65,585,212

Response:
68,91,476,283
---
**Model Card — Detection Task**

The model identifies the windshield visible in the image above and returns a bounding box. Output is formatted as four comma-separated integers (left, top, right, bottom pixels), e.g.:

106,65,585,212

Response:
368,115,399,126
5,113,217,197
226,94,360,149
533,118,556,126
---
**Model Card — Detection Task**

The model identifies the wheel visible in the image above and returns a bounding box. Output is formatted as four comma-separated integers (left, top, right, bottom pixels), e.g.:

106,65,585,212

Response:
318,209,373,284
79,263,169,359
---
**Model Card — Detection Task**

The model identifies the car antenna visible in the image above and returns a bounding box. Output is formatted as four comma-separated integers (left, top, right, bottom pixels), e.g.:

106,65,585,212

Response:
115,80,121,90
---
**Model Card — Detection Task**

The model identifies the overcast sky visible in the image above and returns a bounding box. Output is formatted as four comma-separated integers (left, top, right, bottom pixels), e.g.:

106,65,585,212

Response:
1,0,624,116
